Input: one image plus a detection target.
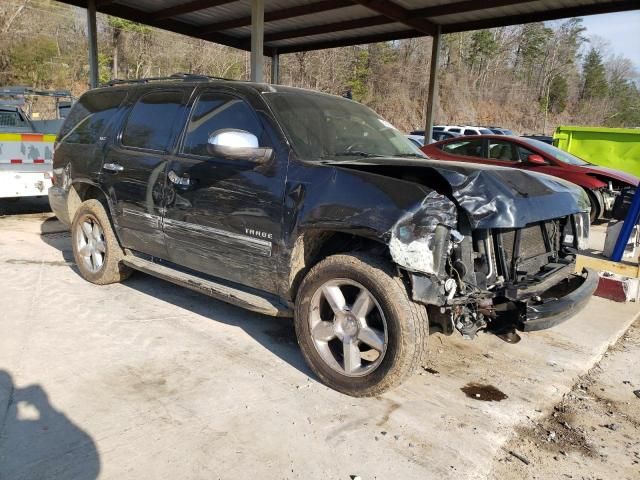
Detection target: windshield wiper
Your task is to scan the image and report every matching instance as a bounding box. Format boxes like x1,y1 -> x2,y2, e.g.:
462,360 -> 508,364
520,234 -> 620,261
330,151 -> 383,158
395,153 -> 426,158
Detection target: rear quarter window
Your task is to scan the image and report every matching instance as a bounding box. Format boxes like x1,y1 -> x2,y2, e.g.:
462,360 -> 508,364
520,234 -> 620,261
59,90 -> 127,144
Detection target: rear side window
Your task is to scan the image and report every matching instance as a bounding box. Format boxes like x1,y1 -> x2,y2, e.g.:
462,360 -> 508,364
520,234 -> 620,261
464,129 -> 477,135
59,91 -> 126,144
442,139 -> 483,157
122,91 -> 183,152
182,92 -> 265,156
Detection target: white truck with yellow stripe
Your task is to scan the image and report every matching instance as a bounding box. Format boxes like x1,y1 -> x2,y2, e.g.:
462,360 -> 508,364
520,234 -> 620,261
0,87 -> 72,200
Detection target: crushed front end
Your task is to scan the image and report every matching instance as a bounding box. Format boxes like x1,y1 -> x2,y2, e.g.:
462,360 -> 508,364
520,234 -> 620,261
388,178 -> 597,340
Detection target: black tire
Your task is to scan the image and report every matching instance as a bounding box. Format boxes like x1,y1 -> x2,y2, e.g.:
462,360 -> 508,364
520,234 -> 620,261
71,199 -> 132,285
585,188 -> 602,224
294,253 -> 428,397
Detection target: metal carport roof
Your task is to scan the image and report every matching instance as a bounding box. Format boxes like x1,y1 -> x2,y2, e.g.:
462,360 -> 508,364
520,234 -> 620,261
54,0 -> 640,142
60,0 -> 639,55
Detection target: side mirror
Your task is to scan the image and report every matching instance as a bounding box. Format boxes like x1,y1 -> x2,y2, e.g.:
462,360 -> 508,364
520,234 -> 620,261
527,154 -> 547,165
207,129 -> 272,163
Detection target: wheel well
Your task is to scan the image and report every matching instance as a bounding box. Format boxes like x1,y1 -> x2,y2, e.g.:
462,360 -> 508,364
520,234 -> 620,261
287,230 -> 387,302
68,183 -> 108,221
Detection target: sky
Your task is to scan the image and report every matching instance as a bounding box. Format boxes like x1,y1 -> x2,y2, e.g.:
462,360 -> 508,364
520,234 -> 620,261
579,11 -> 640,70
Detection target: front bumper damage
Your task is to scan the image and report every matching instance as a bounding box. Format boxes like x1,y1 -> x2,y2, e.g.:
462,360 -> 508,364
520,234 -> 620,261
410,267 -> 598,334
519,268 -> 598,331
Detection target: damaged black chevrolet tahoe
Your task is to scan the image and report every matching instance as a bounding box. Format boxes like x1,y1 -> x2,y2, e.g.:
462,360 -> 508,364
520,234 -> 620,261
49,77 -> 598,396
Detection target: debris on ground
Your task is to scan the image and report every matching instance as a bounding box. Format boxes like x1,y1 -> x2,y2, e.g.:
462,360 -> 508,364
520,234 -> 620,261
490,321 -> 640,479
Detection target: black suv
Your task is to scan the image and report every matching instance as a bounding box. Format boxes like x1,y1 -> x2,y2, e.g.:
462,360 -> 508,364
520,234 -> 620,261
49,76 -> 597,396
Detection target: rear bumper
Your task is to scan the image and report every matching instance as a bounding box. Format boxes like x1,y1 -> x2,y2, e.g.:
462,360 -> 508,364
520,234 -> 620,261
48,185 -> 71,225
518,268 -> 599,332
0,170 -> 52,198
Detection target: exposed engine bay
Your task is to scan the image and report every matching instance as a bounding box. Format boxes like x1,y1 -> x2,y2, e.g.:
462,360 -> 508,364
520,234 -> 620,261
388,188 -> 591,341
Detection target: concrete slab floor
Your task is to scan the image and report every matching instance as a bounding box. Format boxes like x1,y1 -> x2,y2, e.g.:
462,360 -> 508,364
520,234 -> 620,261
0,212 -> 637,480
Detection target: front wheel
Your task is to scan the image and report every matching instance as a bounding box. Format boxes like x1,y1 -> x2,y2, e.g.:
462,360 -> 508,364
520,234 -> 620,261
585,188 -> 602,224
294,253 -> 428,396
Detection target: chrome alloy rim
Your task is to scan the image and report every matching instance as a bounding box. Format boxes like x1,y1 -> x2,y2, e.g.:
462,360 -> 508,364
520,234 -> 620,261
308,279 -> 388,377
75,215 -> 106,273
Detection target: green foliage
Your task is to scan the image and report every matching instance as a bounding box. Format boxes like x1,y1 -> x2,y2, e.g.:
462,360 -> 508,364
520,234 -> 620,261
9,36 -> 58,87
547,75 -> 568,113
581,48 -> 608,100
107,16 -> 150,34
347,48 -> 370,101
466,30 -> 498,69
606,80 -> 640,127
518,23 -> 552,68
98,53 -> 112,84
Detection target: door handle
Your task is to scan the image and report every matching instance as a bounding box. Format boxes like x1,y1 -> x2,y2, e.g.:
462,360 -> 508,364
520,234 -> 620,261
103,162 -> 124,172
168,170 -> 191,187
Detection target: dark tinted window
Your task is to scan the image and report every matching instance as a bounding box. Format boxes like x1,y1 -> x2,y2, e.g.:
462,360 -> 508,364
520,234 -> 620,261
182,92 -> 265,156
442,139 -> 483,157
59,91 -> 126,144
449,128 -> 462,133
464,129 -> 477,135
122,91 -> 183,151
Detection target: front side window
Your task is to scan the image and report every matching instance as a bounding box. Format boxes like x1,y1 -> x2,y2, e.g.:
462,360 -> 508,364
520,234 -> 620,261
441,139 -> 483,157
121,91 -> 183,152
264,91 -> 423,160
182,92 -> 266,156
523,138 -> 589,166
488,140 -> 519,162
60,90 -> 126,144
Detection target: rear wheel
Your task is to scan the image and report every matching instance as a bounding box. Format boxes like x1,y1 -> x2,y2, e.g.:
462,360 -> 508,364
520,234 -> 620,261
71,199 -> 132,284
294,253 -> 428,396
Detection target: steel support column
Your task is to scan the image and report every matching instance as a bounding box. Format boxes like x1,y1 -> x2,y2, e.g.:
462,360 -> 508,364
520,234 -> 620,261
423,25 -> 441,143
87,0 -> 99,88
250,0 -> 265,82
271,51 -> 280,84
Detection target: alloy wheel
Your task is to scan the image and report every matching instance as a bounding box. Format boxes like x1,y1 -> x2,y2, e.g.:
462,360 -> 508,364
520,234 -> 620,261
308,279 -> 388,377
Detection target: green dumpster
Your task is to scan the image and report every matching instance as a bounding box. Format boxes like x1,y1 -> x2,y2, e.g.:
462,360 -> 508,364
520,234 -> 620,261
553,126 -> 640,177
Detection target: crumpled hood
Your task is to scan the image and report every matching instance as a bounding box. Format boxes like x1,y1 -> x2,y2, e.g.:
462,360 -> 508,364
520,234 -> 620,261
581,165 -> 639,187
323,157 -> 590,229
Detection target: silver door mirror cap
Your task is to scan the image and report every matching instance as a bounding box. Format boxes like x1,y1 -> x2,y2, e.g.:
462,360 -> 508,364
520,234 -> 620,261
208,129 -> 259,149
207,129 -> 271,163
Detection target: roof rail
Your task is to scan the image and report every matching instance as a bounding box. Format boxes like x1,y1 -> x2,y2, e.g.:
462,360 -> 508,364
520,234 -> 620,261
0,86 -> 73,98
102,73 -> 236,87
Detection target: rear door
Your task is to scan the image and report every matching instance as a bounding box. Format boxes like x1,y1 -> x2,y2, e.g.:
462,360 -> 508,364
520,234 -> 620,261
162,88 -> 287,293
101,87 -> 189,258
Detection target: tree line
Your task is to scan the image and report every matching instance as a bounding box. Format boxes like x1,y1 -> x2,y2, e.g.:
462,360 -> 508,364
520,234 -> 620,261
1,0 -> 639,134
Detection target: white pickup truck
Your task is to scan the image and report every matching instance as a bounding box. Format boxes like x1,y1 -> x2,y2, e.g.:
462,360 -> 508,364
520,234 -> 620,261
0,87 -> 72,200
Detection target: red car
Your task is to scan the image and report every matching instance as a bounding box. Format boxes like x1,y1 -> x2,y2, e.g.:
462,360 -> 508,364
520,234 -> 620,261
421,135 -> 639,223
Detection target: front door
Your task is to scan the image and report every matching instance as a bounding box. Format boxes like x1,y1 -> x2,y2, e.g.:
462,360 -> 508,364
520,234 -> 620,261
162,89 -> 287,294
101,88 -> 188,258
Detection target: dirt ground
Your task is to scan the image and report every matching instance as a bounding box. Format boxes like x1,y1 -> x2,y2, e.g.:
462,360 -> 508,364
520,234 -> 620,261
1,198 -> 639,479
491,320 -> 640,480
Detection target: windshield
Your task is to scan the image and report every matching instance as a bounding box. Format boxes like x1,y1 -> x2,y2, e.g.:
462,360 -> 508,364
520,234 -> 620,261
264,91 -> 425,160
524,138 -> 590,166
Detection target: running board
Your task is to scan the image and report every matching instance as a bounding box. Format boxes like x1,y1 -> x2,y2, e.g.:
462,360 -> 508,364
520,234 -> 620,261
122,256 -> 292,317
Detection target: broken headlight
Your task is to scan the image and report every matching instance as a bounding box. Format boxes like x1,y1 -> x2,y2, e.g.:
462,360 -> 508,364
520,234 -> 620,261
389,191 -> 458,276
